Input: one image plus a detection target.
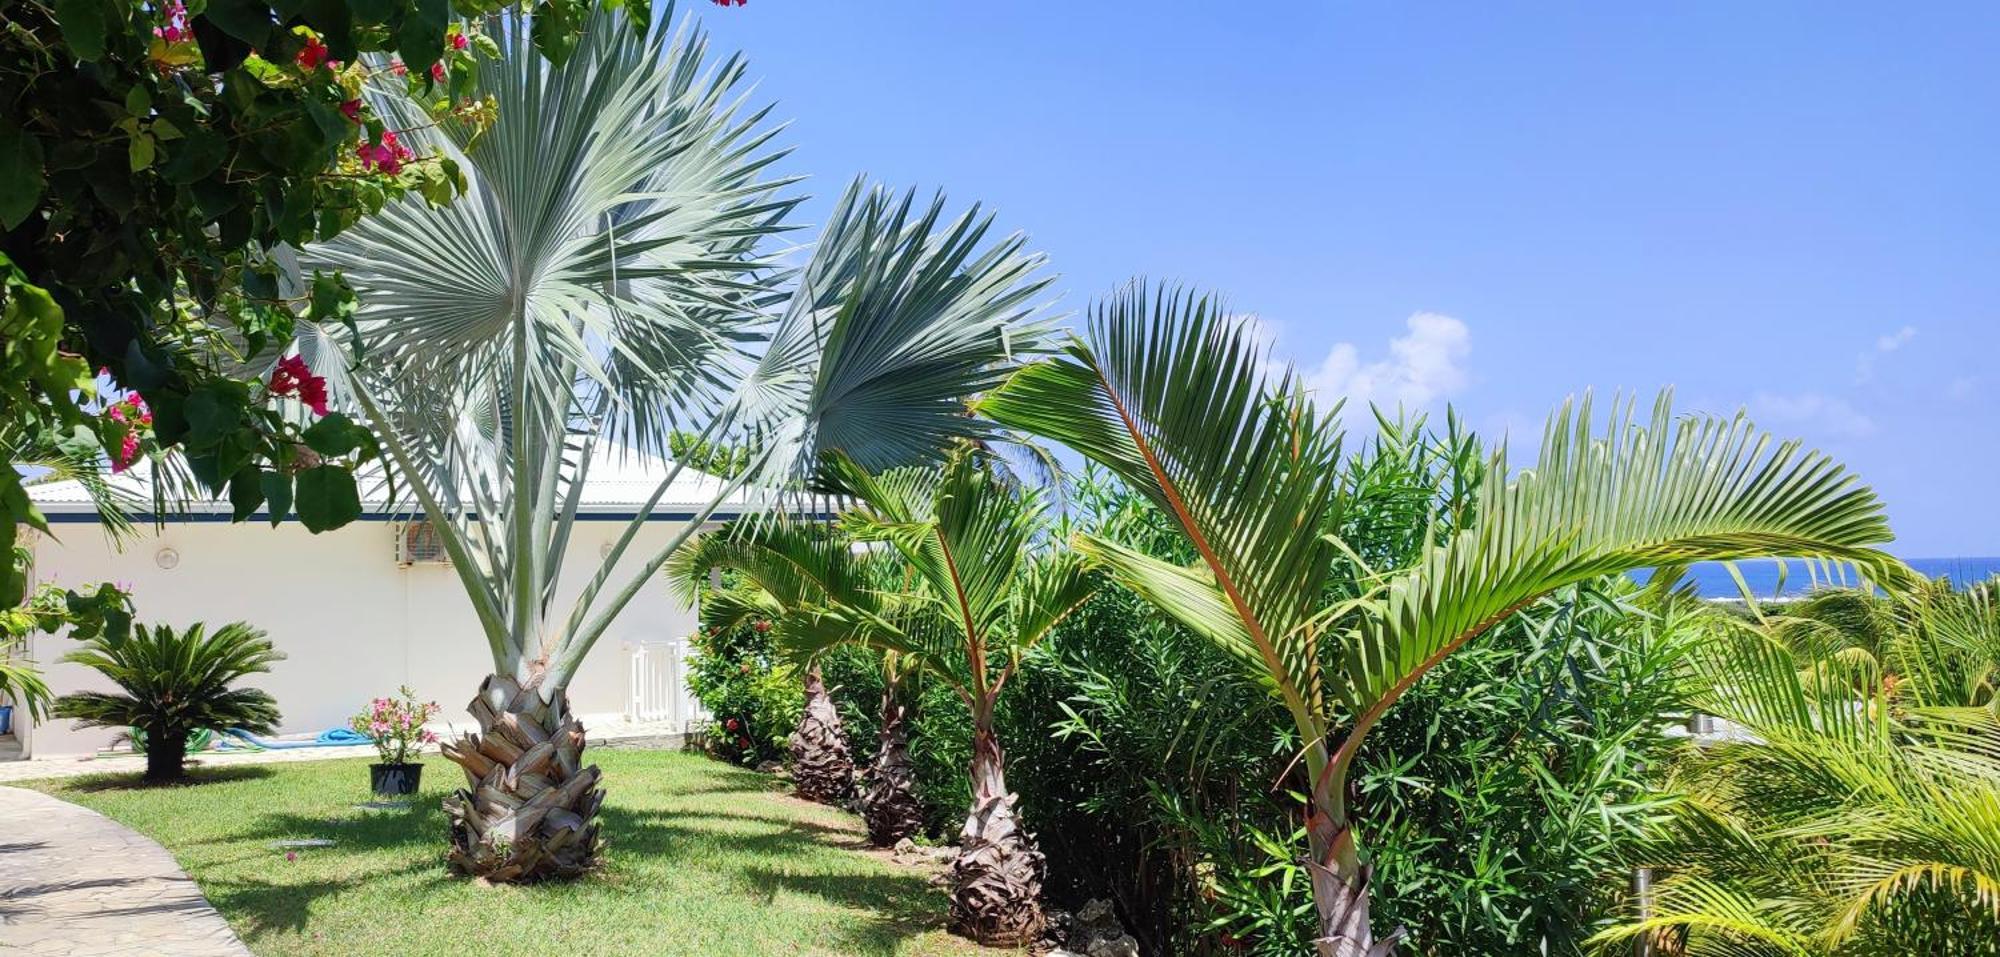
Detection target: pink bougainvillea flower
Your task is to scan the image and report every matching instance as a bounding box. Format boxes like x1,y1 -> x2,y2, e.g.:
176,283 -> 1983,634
339,99 -> 362,123
451,32 -> 469,50
285,851 -> 298,862
153,0 -> 190,41
296,36 -> 330,71
388,58 -> 408,77
268,355 -> 330,416
297,375 -> 329,416
430,61 -> 446,83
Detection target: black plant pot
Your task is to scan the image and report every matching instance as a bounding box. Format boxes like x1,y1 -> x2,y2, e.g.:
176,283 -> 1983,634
370,762 -> 423,797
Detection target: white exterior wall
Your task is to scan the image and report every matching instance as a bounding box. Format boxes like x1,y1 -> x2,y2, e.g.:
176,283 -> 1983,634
20,517 -> 704,757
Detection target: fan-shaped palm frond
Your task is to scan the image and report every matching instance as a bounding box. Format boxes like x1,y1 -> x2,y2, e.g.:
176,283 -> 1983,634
288,2 -> 1049,883
981,278 -> 1908,956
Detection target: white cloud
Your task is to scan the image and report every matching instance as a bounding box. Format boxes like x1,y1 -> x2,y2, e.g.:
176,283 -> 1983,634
1750,391 -> 1876,439
1875,325 -> 1918,352
1857,325 -> 1918,381
1304,312 -> 1472,415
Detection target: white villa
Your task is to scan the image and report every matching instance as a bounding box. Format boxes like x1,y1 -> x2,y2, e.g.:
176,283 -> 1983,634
12,449 -> 727,758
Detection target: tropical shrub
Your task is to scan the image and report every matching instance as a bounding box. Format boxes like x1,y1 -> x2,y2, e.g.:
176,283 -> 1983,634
0,572 -> 134,723
982,281 -> 1905,955
1598,583 -> 2000,956
53,621 -> 283,782
989,447 -> 1697,957
0,0 -> 541,587
686,606 -> 797,767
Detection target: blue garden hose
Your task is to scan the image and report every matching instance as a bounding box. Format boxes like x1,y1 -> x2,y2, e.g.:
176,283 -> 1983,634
215,728 -> 371,750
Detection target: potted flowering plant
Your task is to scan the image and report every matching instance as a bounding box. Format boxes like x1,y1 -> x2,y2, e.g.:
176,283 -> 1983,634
351,686 -> 440,796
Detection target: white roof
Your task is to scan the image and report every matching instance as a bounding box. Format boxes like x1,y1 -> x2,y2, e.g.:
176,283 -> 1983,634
26,444 -> 750,521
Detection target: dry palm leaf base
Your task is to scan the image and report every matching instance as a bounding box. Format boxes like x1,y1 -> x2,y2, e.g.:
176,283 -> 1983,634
440,674 -> 603,882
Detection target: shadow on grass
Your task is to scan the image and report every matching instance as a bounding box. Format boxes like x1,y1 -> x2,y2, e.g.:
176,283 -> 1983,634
57,764 -> 275,792
192,802 -> 453,937
600,789 -> 954,955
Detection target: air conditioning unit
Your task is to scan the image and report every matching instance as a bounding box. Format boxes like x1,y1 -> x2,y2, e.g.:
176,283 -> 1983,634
393,520 -> 450,565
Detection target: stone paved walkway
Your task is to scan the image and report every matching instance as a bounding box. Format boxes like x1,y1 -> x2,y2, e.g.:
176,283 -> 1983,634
0,786 -> 251,956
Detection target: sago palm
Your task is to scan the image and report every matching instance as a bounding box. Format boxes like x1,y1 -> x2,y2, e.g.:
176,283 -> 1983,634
1593,586 -> 2000,956
53,622 -> 282,782
296,5 -> 1049,881
980,281 -> 1908,956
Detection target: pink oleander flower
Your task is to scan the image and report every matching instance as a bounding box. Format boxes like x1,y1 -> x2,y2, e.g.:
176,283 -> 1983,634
451,32 -> 469,50
430,61 -> 446,83
339,99 -> 362,123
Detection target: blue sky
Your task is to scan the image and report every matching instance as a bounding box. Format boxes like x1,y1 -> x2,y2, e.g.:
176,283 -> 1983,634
694,2 -> 1999,557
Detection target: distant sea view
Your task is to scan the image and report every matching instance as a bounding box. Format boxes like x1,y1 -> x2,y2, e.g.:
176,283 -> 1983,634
1645,557 -> 2000,599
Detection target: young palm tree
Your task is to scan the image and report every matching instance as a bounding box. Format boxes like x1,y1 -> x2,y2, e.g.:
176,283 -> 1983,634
856,651 -> 925,846
1593,586 -> 2000,955
673,453 -> 1096,944
53,622 -> 283,782
788,659 -> 857,803
980,282 -> 1909,956
297,6 -> 1049,881
670,522 -> 925,843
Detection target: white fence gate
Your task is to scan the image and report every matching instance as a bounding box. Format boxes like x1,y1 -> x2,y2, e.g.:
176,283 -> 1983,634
626,640 -> 707,730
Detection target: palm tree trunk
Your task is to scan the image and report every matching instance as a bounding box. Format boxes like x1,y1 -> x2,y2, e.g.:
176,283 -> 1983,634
947,717 -> 1045,946
439,672 -> 602,882
1305,808 -> 1404,957
143,723 -> 186,782
789,663 -> 854,803
858,678 -> 921,846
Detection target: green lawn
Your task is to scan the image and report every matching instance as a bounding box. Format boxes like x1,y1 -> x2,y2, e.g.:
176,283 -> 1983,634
24,751 -> 997,957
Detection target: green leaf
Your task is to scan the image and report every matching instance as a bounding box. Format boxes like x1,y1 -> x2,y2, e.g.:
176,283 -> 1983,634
530,0 -> 579,66
124,85 -> 152,117
261,470 -> 293,527
54,0 -> 109,61
294,465 -> 361,533
128,133 -> 156,172
302,412 -> 364,457
183,389 -> 235,446
348,0 -> 392,25
227,466 -> 266,521
160,130 -> 225,185
0,120 -> 46,230
397,0 -> 449,77
201,0 -> 275,46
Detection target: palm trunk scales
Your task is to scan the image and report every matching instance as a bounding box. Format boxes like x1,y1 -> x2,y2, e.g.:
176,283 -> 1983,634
947,719 -> 1046,946
439,672 -> 602,882
789,663 -> 855,803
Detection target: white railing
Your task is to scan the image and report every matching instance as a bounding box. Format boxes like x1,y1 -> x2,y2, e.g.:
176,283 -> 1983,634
626,640 -> 707,730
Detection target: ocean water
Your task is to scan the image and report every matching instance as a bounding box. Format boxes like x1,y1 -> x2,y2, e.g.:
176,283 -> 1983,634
1639,557 -> 2000,600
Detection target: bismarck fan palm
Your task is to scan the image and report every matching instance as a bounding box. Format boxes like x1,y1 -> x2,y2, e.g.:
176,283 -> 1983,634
982,281 -> 1908,956
297,3 -> 1048,882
